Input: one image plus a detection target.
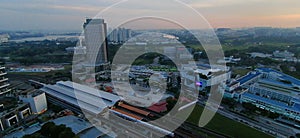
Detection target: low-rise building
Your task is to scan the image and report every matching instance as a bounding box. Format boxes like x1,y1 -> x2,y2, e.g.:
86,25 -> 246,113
18,89 -> 47,114
182,63 -> 231,92
4,115 -> 117,138
39,81 -> 175,137
0,34 -> 9,43
0,101 -> 31,131
250,52 -> 272,58
217,56 -> 241,64
40,81 -> 121,115
223,68 -> 300,121
273,50 -> 294,59
65,46 -> 86,54
163,46 -> 193,60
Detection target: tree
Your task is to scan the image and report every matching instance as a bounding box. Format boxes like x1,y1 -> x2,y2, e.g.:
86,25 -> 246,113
58,128 -> 75,138
242,102 -> 257,112
39,122 -> 76,138
222,98 -> 237,109
268,112 -> 280,119
22,135 -> 36,138
40,122 -> 55,136
49,103 -> 64,113
166,97 -> 177,111
49,124 -> 66,138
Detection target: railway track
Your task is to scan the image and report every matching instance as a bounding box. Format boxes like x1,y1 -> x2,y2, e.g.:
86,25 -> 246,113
117,103 -> 229,138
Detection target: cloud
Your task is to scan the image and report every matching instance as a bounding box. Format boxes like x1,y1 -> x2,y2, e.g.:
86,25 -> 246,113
50,5 -> 101,12
277,14 -> 300,19
186,0 -> 259,8
1,0 -> 300,30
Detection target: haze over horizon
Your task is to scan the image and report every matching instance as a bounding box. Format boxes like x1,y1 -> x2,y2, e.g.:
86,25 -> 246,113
1,0 -> 300,31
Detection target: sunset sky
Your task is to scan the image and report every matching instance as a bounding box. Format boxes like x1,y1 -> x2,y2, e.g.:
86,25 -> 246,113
1,0 -> 300,31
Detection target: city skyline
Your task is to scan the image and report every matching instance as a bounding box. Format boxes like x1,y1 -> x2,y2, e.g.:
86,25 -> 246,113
1,3 -> 300,136
1,0 -> 300,31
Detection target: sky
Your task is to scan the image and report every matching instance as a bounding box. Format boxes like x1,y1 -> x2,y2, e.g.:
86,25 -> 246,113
0,0 -> 300,31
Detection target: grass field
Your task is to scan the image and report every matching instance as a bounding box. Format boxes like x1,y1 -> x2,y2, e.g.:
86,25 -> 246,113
232,68 -> 252,76
8,71 -> 46,76
176,105 -> 273,138
186,44 -> 252,52
186,42 -> 292,53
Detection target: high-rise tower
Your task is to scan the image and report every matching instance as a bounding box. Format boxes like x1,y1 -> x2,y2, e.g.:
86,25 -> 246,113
83,18 -> 108,65
0,63 -> 10,95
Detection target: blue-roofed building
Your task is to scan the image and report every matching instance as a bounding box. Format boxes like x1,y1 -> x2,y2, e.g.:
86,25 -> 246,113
241,93 -> 300,120
223,71 -> 261,99
232,68 -> 300,121
236,71 -> 261,86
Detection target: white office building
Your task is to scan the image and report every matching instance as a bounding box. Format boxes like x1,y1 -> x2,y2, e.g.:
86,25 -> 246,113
0,34 -> 9,43
19,90 -> 47,114
182,63 -> 231,92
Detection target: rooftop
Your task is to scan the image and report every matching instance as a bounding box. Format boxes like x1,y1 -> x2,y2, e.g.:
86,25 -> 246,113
4,116 -> 115,138
257,68 -> 300,86
194,68 -> 222,76
242,93 -> 300,112
41,81 -> 121,115
19,89 -> 45,97
0,102 -> 28,117
58,81 -> 120,103
4,123 -> 41,138
257,79 -> 300,94
236,71 -> 261,85
226,80 -> 239,87
52,115 -> 92,134
78,127 -> 114,138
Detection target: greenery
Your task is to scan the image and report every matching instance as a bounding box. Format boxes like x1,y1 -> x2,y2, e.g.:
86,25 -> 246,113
232,68 -> 251,76
8,65 -> 72,84
176,105 -> 273,138
23,122 -> 77,138
222,98 -> 237,109
166,97 -> 177,111
107,44 -> 121,62
0,40 -> 75,65
48,103 -> 64,113
242,102 -> 280,119
149,66 -> 177,72
42,122 -> 75,138
268,112 -> 280,119
242,102 -> 257,112
132,53 -> 160,65
280,63 -> 300,79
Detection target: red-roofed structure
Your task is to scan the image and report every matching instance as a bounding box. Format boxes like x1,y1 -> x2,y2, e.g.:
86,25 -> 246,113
119,103 -> 151,116
85,78 -> 95,83
148,101 -> 168,113
112,108 -> 143,120
179,97 -> 192,103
